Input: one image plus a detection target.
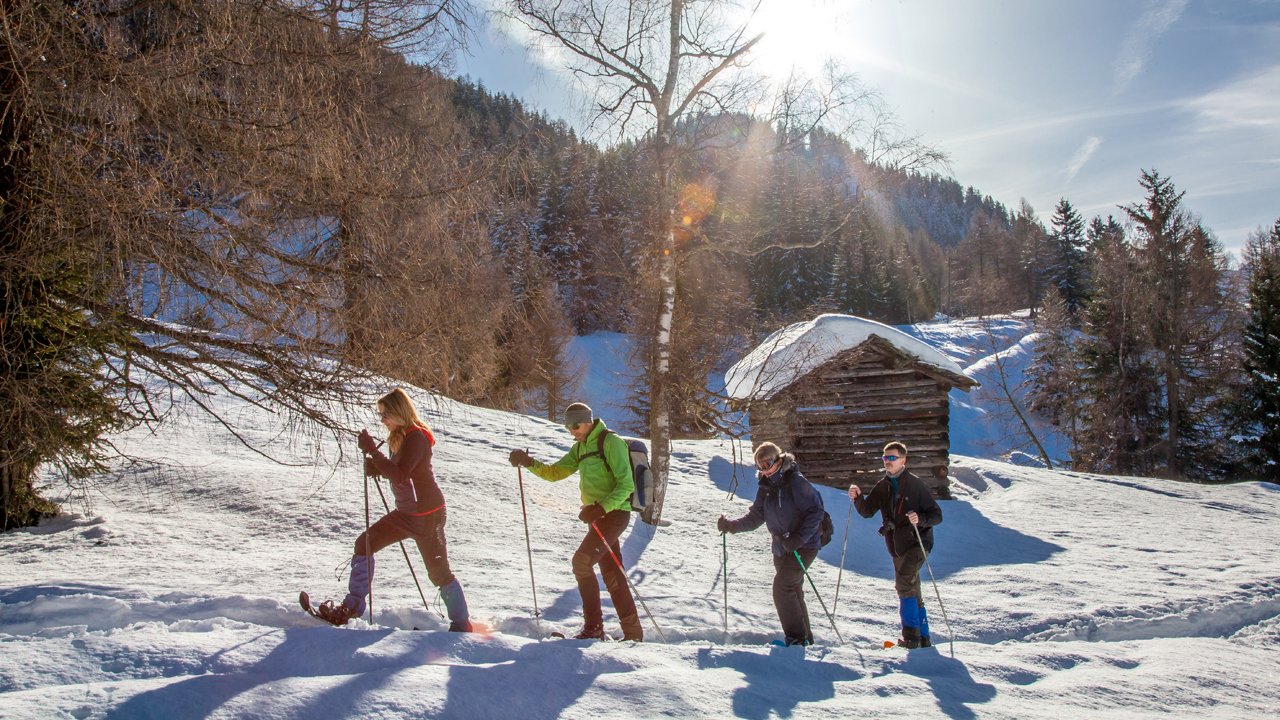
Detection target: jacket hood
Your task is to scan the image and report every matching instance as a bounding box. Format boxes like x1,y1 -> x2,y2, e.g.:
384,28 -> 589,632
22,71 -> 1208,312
759,452 -> 797,490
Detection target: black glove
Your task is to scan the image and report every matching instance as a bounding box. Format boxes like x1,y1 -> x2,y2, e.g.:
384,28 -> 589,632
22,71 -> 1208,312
357,429 -> 379,455
780,534 -> 802,553
578,503 -> 606,524
717,516 -> 731,533
508,449 -> 534,468
364,456 -> 381,478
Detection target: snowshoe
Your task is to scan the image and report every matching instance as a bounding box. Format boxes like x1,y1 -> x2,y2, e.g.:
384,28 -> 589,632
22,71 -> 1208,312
299,591 -> 358,627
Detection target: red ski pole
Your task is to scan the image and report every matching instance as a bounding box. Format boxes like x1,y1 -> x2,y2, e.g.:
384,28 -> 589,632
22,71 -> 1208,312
591,521 -> 667,643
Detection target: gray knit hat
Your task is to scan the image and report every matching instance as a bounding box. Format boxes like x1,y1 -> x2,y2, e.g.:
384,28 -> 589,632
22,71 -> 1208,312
563,402 -> 593,429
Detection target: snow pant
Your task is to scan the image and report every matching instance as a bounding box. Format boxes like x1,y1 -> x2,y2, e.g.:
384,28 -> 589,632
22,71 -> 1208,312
345,507 -> 467,624
772,547 -> 818,645
892,546 -> 925,600
893,546 -> 926,637
571,509 -> 639,637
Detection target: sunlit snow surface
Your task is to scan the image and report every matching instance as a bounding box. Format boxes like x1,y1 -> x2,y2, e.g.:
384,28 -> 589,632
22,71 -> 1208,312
3,314 -> 1278,719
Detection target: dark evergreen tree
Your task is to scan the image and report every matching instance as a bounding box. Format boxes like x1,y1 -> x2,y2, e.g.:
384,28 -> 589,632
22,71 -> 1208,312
1046,199 -> 1090,317
1073,225 -> 1165,474
1236,219 -> 1280,481
1025,290 -> 1081,453
1122,169 -> 1232,478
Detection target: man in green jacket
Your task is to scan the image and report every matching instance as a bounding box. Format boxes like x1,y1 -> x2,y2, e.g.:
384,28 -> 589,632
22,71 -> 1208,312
509,402 -> 641,641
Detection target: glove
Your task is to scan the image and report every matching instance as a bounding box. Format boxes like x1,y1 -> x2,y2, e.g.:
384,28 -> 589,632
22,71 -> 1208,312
780,534 -> 802,553
717,516 -> 731,533
357,429 -> 379,455
578,503 -> 606,524
364,456 -> 381,478
508,449 -> 534,468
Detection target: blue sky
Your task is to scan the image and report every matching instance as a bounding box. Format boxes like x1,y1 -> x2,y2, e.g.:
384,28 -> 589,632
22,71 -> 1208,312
456,0 -> 1280,255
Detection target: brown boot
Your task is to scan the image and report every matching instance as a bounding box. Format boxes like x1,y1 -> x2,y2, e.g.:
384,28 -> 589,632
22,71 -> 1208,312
898,626 -> 922,649
573,622 -> 606,640
619,614 -> 644,642
316,600 -> 359,626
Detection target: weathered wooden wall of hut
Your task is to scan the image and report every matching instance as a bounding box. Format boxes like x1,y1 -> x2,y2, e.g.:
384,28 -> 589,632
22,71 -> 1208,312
762,345 -> 955,498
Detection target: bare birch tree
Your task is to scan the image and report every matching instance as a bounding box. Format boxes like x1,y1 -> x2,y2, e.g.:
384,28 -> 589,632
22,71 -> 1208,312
501,0 -> 933,521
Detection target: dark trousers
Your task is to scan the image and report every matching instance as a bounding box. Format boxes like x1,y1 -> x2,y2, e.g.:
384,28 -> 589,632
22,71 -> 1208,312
354,508 -> 456,588
892,546 -> 925,599
772,547 -> 818,644
571,509 -> 637,626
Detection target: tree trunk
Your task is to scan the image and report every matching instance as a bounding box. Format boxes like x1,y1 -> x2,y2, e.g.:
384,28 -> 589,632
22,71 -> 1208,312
647,134 -> 676,524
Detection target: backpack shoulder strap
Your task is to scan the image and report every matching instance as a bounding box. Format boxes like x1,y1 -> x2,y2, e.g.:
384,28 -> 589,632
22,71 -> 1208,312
597,430 -> 613,475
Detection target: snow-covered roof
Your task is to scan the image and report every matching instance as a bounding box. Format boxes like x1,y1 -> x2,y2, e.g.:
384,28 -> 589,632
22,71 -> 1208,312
724,314 -> 967,401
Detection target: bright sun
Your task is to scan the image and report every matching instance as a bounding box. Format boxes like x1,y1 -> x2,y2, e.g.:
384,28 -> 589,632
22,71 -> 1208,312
740,1 -> 860,82
733,0 -> 908,90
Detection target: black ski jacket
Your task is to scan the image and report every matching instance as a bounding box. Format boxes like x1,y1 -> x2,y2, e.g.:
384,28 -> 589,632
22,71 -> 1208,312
854,469 -> 942,557
726,454 -> 825,556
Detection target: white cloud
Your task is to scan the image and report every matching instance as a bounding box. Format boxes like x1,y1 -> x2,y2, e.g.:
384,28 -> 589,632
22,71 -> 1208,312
1185,64 -> 1280,134
1113,0 -> 1190,94
1065,136 -> 1103,183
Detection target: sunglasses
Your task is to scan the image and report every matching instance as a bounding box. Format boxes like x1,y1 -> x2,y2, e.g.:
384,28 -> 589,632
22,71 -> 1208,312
378,410 -> 392,420
756,456 -> 778,470
881,455 -> 902,462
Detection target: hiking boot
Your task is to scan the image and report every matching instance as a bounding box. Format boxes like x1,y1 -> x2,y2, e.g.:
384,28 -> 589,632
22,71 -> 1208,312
920,635 -> 932,648
619,614 -> 643,642
897,626 -> 922,649
573,623 -> 606,640
316,600 -> 359,626
449,621 -> 473,633
784,636 -> 812,647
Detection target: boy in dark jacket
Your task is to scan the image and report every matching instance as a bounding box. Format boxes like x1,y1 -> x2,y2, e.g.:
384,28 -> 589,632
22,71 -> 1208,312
849,441 -> 942,649
718,441 -> 826,646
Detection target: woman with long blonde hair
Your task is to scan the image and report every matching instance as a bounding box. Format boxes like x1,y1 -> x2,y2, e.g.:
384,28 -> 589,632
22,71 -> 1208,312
308,388 -> 472,630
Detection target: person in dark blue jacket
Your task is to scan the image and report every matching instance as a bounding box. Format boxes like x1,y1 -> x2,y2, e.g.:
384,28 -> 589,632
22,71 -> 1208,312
717,441 -> 826,646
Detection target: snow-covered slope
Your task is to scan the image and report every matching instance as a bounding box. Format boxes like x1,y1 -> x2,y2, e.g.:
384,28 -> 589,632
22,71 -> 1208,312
3,317 -> 1279,719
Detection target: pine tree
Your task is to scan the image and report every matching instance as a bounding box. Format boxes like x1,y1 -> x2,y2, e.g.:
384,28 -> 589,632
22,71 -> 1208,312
1073,225 -> 1164,474
1122,169 -> 1232,478
1025,290 -> 1080,453
1010,200 -> 1050,319
1237,219 -> 1280,481
1046,199 -> 1090,317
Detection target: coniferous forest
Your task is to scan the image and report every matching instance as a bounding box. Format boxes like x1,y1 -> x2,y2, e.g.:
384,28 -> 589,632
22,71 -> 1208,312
2,0 -> 1277,530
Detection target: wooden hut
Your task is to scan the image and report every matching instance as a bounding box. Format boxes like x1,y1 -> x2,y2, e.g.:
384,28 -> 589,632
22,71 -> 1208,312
726,315 -> 978,498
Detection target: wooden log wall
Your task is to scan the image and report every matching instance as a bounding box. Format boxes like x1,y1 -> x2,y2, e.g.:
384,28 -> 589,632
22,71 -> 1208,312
749,347 -> 955,498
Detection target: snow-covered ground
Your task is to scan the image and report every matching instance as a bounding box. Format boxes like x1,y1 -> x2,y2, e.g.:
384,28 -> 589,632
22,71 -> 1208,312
3,316 -> 1279,719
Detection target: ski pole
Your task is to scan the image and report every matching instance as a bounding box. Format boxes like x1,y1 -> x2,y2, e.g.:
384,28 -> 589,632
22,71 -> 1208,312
516,464 -> 542,630
793,550 -> 844,644
363,455 -> 374,624
721,532 -> 729,642
370,473 -> 432,614
591,521 -> 668,643
911,521 -> 955,658
832,499 -> 855,609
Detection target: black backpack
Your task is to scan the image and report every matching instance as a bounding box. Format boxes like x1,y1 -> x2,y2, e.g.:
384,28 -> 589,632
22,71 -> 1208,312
819,510 -> 834,546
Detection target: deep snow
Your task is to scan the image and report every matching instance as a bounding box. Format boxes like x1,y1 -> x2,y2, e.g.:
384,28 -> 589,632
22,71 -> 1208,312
3,315 -> 1279,719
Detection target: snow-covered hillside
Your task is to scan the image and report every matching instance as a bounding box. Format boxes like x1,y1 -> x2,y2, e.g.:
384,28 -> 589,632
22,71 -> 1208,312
3,316 -> 1279,719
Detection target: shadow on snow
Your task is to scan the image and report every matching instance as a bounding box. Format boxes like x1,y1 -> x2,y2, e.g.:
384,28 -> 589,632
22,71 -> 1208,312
707,456 -> 1064,581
